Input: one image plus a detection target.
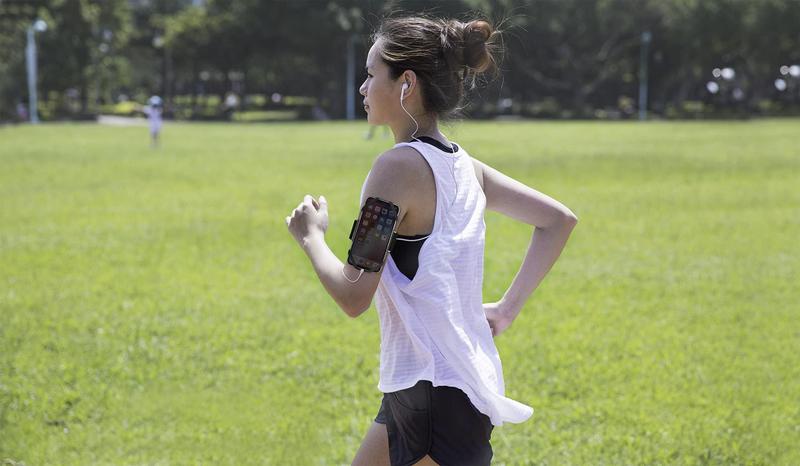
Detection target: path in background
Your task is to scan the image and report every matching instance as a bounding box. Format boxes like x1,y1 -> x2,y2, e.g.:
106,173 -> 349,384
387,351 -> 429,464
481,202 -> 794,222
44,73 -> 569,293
97,114 -> 148,126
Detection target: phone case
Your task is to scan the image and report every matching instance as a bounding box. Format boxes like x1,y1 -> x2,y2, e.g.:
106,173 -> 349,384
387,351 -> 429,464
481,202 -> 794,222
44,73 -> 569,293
347,197 -> 399,273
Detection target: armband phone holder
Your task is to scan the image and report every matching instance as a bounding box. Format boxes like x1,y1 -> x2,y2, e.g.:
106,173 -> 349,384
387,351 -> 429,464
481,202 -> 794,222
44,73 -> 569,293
347,197 -> 399,273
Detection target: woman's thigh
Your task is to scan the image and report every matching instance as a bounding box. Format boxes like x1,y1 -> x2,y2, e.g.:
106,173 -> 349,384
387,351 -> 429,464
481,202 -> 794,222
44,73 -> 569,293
351,422 -> 389,466
351,422 -> 439,466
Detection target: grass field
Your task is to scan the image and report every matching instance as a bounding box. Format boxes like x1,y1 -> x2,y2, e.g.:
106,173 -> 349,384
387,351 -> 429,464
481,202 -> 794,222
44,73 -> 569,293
1,119 -> 798,465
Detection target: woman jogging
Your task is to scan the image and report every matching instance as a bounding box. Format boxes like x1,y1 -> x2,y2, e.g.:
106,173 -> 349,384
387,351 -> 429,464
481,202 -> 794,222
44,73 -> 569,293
286,15 -> 578,466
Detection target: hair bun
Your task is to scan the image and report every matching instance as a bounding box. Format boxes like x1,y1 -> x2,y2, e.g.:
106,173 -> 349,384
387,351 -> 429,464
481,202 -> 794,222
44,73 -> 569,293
461,20 -> 494,73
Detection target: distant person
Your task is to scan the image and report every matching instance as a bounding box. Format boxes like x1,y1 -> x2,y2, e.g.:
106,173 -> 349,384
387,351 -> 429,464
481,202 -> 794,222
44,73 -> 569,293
286,15 -> 577,465
17,102 -> 28,122
364,124 -> 390,140
224,92 -> 239,120
145,95 -> 163,148
311,105 -> 330,120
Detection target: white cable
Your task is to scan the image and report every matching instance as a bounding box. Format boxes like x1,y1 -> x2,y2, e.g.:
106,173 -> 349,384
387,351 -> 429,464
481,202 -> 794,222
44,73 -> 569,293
400,87 -> 420,142
396,235 -> 431,242
448,150 -> 458,205
342,267 -> 365,283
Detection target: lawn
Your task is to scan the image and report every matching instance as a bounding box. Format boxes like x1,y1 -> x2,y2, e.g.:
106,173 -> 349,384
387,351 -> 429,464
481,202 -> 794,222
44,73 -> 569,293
1,119 -> 798,465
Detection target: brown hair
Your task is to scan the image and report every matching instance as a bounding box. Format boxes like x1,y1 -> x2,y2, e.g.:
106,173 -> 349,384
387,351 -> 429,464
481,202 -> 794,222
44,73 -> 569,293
373,15 -> 502,120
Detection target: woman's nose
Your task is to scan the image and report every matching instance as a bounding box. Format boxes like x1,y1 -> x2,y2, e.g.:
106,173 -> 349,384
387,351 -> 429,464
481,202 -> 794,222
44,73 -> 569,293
359,82 -> 367,96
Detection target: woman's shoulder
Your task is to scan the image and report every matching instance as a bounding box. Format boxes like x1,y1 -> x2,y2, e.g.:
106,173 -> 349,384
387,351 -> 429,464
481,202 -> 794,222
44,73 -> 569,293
373,145 -> 429,177
362,146 -> 435,227
368,145 -> 435,211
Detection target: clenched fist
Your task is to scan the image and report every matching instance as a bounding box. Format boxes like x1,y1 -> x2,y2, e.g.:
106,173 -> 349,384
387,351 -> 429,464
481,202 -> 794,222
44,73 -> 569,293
286,194 -> 329,247
483,301 -> 517,337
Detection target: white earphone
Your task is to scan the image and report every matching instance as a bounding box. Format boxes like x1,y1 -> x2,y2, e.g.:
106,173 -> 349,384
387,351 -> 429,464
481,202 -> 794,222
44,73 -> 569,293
400,81 -> 418,141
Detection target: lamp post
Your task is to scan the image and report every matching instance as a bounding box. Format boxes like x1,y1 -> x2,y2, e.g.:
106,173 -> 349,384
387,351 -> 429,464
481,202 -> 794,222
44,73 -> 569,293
346,33 -> 357,120
638,31 -> 651,121
26,19 -> 48,123
152,34 -> 166,99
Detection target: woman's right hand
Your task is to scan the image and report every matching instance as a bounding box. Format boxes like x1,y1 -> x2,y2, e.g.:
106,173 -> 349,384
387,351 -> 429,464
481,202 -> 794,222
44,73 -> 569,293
483,301 -> 518,337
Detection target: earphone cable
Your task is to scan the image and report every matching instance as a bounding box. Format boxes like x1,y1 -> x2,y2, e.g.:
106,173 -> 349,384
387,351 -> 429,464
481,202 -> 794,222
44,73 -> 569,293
342,267 -> 365,283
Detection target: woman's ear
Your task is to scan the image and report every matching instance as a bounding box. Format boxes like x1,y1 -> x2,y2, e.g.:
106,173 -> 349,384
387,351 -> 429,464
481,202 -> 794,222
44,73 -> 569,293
401,70 -> 417,93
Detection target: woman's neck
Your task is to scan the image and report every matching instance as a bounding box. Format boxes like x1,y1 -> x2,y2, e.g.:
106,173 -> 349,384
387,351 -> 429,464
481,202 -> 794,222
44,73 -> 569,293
391,114 -> 444,144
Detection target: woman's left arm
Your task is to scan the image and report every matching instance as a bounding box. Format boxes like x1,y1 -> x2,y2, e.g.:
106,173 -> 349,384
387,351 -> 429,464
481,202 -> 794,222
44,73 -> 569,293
285,150 -> 412,318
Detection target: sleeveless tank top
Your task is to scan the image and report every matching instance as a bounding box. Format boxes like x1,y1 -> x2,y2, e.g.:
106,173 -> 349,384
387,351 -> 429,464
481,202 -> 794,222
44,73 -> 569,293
360,139 -> 534,426
390,137 -> 449,279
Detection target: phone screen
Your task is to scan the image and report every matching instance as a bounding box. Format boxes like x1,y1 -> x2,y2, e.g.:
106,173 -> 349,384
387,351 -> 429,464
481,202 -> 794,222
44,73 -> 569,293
347,197 -> 399,272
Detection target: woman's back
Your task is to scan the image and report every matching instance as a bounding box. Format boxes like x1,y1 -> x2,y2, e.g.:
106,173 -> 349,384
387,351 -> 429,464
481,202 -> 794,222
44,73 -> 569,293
394,136 -> 487,236
365,138 -> 534,426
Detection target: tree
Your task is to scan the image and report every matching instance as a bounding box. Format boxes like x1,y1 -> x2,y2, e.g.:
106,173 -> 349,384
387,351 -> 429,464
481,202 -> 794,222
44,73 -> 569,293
32,0 -> 131,115
0,0 -> 48,120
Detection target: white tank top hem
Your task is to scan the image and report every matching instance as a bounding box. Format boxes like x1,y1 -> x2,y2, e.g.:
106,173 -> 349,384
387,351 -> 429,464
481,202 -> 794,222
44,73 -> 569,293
361,139 -> 534,427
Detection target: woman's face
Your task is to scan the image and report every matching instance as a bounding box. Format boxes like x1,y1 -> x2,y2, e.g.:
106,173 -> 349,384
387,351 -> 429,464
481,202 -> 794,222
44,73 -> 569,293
359,39 -> 401,126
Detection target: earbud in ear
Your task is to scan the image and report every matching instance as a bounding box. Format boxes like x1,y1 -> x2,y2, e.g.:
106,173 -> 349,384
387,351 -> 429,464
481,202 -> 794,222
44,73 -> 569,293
402,82 -> 409,91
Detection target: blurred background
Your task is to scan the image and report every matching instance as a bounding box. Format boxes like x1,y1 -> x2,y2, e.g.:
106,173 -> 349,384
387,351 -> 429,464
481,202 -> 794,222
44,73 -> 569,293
2,2 -> 799,464
2,0 -> 800,124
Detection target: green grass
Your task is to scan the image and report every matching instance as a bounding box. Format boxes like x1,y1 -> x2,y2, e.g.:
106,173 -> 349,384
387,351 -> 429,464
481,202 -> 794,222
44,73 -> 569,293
1,119 -> 798,465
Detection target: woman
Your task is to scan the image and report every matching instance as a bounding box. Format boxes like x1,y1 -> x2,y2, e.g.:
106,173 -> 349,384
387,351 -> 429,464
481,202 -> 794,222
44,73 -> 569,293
286,15 -> 578,466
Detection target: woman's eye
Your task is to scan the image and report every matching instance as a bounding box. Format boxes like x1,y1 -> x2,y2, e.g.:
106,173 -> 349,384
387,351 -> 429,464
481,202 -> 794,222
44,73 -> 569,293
366,73 -> 373,78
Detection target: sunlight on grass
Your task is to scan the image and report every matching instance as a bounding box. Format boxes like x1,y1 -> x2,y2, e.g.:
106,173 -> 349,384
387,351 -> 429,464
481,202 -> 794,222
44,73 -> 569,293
1,119 -> 798,464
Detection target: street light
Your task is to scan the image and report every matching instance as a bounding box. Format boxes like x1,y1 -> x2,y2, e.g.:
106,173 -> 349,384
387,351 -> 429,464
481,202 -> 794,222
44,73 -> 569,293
346,33 -> 357,120
26,18 -> 47,123
720,67 -> 735,81
638,31 -> 652,121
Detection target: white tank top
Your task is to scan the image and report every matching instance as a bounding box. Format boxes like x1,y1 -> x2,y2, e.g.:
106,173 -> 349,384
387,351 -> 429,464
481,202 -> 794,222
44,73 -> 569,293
360,139 -> 534,426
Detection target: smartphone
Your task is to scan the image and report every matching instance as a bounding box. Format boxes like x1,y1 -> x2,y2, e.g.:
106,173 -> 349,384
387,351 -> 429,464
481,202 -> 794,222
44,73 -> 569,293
347,197 -> 399,273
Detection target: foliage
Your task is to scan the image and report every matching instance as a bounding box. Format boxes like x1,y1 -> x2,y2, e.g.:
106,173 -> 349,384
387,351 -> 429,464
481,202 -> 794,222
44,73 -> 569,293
1,0 -> 800,120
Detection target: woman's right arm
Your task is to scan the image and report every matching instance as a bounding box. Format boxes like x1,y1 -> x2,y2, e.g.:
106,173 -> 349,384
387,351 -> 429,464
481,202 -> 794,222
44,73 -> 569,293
475,159 -> 578,335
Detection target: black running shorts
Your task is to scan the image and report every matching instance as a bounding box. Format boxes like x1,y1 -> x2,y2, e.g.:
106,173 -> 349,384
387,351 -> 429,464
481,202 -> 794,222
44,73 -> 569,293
374,380 -> 494,466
